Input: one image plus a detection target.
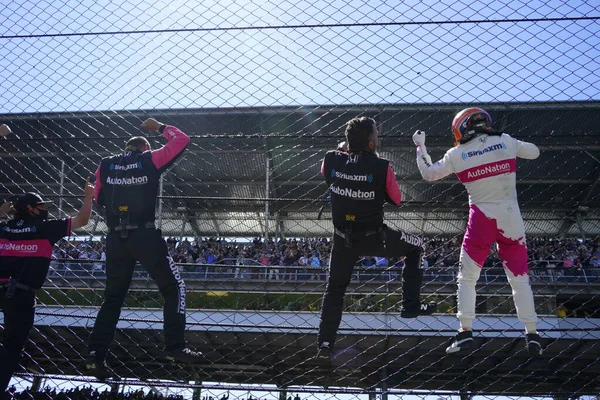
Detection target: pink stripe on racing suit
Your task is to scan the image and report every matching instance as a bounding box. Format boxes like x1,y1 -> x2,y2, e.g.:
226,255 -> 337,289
0,238 -> 54,258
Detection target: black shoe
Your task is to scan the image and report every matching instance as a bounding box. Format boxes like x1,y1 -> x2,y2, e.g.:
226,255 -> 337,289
84,355 -> 114,380
446,330 -> 473,354
400,302 -> 437,318
316,342 -> 332,360
526,333 -> 543,356
165,347 -> 205,363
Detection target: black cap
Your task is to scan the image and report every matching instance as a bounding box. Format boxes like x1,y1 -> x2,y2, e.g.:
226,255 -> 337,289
14,192 -> 53,212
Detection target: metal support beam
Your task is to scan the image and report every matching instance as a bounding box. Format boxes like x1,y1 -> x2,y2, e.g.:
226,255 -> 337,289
110,383 -> 120,395
380,367 -> 388,400
278,387 -> 287,400
58,160 -> 65,218
31,376 -> 43,392
265,155 -> 270,243
275,211 -> 286,240
192,382 -> 202,400
261,133 -> 280,243
459,392 -> 472,400
576,213 -> 586,240
180,212 -> 187,241
188,217 -> 204,238
256,211 -> 264,236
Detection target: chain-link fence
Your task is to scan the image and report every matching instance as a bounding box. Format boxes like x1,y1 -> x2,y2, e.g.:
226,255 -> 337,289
1,1 -> 600,399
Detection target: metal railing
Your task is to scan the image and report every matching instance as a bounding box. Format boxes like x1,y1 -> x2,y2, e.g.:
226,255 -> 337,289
47,260 -> 600,285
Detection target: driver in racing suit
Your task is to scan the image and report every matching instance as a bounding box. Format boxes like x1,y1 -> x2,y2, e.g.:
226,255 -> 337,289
412,107 -> 543,356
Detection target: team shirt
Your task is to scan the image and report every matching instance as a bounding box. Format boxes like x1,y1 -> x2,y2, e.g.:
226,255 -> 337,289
0,217 -> 71,289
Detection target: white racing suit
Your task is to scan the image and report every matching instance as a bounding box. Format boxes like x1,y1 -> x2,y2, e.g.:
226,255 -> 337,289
416,133 -> 540,331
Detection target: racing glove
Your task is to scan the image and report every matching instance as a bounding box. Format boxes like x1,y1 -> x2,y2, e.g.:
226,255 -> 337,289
413,130 -> 433,166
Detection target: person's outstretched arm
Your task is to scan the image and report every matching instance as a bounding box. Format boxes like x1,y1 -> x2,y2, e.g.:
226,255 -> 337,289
71,177 -> 95,230
412,130 -> 454,182
141,118 -> 191,173
514,136 -> 540,160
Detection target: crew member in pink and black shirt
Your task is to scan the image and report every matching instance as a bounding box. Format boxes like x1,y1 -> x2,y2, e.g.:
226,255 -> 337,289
0,174 -> 94,394
316,117 -> 435,361
85,118 -> 202,380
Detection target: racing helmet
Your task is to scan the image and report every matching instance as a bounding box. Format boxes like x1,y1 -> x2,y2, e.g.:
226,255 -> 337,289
451,107 -> 493,146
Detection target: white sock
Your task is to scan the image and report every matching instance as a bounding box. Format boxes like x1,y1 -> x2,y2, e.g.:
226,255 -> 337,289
459,319 -> 473,331
525,322 -> 537,334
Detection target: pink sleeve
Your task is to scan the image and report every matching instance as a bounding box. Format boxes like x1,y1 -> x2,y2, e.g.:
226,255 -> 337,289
94,163 -> 102,206
151,125 -> 191,171
386,164 -> 402,205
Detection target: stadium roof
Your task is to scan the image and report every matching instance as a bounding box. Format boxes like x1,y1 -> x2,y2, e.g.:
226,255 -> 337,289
0,101 -> 599,238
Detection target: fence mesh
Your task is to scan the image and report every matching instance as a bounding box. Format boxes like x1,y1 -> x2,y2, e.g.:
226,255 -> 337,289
1,0 -> 600,399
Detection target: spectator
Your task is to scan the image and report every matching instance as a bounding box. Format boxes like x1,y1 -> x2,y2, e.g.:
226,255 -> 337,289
6,385 -> 187,399
267,252 -> 280,281
282,249 -> 297,280
310,252 -> 322,280
39,234 -> 600,284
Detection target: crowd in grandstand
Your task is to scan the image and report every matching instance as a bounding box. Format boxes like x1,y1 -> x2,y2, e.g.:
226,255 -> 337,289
6,385 -> 184,399
6,386 -> 299,400
52,235 -> 600,274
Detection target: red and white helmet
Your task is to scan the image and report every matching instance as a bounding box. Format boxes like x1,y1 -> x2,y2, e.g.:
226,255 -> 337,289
451,107 -> 493,146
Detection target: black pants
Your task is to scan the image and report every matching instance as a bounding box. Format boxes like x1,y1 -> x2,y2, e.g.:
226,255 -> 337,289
88,228 -> 186,359
0,288 -> 36,393
318,225 -> 424,348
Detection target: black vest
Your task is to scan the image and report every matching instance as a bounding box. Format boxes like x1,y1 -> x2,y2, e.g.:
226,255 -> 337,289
323,150 -> 389,231
97,150 -> 161,228
0,216 -> 70,288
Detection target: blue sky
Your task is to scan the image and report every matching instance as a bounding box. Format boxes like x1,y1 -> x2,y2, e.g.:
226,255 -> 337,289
0,0 -> 599,113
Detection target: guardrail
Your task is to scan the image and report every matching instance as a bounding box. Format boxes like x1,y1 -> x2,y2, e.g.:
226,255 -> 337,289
47,260 -> 600,284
